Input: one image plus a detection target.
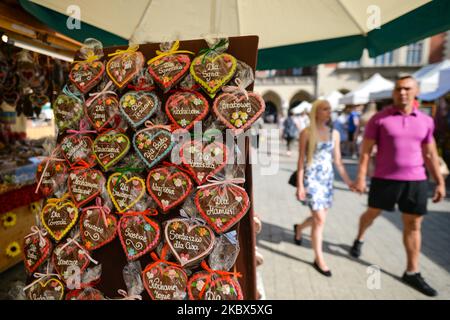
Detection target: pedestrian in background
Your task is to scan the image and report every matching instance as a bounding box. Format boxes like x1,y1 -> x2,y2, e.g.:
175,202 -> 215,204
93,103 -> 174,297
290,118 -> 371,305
283,110 -> 299,156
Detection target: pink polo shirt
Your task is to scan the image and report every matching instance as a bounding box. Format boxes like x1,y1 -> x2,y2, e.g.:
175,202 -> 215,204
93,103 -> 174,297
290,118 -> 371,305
364,106 -> 434,181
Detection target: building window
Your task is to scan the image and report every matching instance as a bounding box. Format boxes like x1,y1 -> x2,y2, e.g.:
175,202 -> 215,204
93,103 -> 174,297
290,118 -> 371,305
372,51 -> 394,66
406,41 -> 423,65
342,60 -> 360,68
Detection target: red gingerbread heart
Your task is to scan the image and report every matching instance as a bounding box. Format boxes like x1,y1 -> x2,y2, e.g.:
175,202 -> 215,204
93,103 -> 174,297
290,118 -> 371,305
147,54 -> 190,91
165,91 -> 209,131
179,140 -> 228,185
60,135 -> 96,167
85,94 -> 121,132
80,207 -> 117,251
213,92 -> 265,134
194,184 -> 250,234
23,230 -> 52,274
142,261 -> 188,300
187,271 -> 243,300
68,169 -> 105,207
52,240 -> 91,285
146,167 -> 193,212
36,159 -> 68,197
69,60 -> 105,93
118,213 -> 160,261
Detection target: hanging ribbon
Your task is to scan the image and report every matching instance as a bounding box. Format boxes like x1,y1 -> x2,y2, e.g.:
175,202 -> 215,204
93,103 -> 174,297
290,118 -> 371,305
123,209 -> 158,217
91,197 -> 110,227
67,119 -> 97,136
197,260 -> 242,299
147,40 -> 194,65
150,245 -> 182,268
179,208 -> 206,226
222,78 -> 249,100
198,38 -> 228,64
197,175 -> 246,192
70,159 -> 92,171
143,120 -> 173,132
86,81 -> 118,107
59,233 -> 98,265
112,166 -> 144,191
23,271 -> 61,292
107,44 -> 140,57
24,226 -> 48,248
116,289 -> 142,300
45,193 -> 70,205
62,84 -> 84,102
73,50 -> 101,64
35,149 -> 67,194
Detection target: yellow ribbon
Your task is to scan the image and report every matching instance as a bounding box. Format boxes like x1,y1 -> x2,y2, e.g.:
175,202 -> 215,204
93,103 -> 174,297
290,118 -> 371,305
108,44 -> 140,57
73,50 -> 100,64
46,193 -> 70,205
147,40 -> 194,65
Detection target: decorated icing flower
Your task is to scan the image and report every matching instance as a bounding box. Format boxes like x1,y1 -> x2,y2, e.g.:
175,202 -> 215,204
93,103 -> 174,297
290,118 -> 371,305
234,119 -> 243,128
179,119 -> 188,127
167,269 -> 178,280
137,134 -> 145,142
117,136 -> 125,143
222,284 -> 231,295
188,146 -> 198,154
193,98 -> 202,106
180,253 -> 189,264
198,228 -> 208,236
231,112 -> 239,120
172,222 -> 180,230
240,112 -> 248,121
145,139 -> 152,146
128,248 -> 136,256
138,143 -> 144,149
215,218 -> 223,227
196,280 -> 205,291
173,178 -> 182,187
144,223 -> 153,231
153,173 -> 161,180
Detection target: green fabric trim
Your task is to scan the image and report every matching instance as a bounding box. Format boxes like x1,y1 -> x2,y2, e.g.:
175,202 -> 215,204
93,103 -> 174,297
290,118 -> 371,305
19,0 -> 128,47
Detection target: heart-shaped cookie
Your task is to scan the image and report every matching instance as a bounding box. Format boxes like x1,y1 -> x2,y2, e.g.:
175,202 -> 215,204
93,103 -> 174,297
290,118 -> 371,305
133,127 -> 175,169
107,173 -> 146,213
93,132 -> 130,171
68,169 -> 105,207
142,261 -> 188,300
80,207 -> 117,250
165,91 -> 209,131
53,94 -> 84,132
213,92 -> 265,134
60,135 -> 96,167
165,218 -> 215,267
69,60 -> 105,93
106,51 -> 144,88
146,167 -> 193,212
36,159 -> 68,197
119,91 -> 159,128
195,184 -> 250,234
52,240 -> 91,284
26,277 -> 65,300
85,94 -> 121,132
23,231 -> 52,273
41,200 -> 78,242
190,53 -> 237,97
148,54 -> 190,91
179,140 -> 228,185
118,214 -> 160,261
187,272 -> 243,300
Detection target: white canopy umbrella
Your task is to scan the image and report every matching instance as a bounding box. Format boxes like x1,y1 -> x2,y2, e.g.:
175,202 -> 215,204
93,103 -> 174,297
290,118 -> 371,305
418,68 -> 450,101
339,73 -> 394,105
291,101 -> 311,115
369,59 -> 450,100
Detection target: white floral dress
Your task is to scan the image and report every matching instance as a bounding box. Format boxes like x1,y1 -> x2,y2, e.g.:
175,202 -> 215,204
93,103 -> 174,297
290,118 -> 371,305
303,138 -> 334,211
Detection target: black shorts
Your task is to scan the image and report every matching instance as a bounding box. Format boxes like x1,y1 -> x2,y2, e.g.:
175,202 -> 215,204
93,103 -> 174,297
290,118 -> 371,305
348,131 -> 355,142
368,178 -> 428,215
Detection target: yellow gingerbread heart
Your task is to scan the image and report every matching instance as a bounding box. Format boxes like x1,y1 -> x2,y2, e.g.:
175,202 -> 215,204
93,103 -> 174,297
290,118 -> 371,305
107,173 -> 146,213
40,198 -> 78,242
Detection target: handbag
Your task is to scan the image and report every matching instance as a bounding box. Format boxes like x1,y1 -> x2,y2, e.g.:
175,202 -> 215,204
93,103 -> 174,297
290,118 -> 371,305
288,170 -> 297,187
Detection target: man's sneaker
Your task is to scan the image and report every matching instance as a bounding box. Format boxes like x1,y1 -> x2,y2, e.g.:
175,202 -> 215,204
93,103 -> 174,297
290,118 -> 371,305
402,272 -> 438,297
349,239 -> 363,258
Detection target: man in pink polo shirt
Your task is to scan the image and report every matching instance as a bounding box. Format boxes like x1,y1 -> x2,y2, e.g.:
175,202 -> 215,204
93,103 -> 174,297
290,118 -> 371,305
349,75 -> 446,297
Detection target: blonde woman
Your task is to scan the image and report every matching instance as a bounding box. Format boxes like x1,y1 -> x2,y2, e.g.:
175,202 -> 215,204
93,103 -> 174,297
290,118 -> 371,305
294,100 -> 353,277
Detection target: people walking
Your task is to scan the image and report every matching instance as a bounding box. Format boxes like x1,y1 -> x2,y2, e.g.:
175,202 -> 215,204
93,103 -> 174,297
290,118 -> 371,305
294,100 -> 353,277
283,110 -> 300,156
349,75 -> 446,297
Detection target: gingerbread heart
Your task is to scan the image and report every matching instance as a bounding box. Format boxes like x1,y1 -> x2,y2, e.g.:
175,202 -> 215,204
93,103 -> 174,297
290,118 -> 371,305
165,91 -> 209,131
106,51 -> 144,88
213,92 -> 265,134
146,167 -> 193,212
133,127 -> 175,169
179,140 -> 228,185
187,272 -> 243,300
68,169 -> 105,207
80,207 -> 117,250
85,94 -> 120,132
190,53 -> 237,97
147,54 -> 190,91
52,241 -> 91,283
36,159 -> 68,197
142,261 -> 188,300
26,277 -> 65,300
53,94 -> 84,132
60,135 -> 96,167
118,214 -> 160,260
107,173 -> 146,213
66,288 -> 105,300
93,132 -> 130,171
119,91 -> 159,128
69,60 -> 105,93
41,200 -> 78,242
195,184 -> 250,234
165,218 -> 215,267
23,231 -> 52,273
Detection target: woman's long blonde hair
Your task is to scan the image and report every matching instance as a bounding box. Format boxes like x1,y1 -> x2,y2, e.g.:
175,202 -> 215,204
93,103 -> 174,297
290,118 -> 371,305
307,99 -> 330,165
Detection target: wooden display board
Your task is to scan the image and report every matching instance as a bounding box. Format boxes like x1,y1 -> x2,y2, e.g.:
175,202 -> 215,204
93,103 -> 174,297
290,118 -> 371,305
92,36 -> 259,300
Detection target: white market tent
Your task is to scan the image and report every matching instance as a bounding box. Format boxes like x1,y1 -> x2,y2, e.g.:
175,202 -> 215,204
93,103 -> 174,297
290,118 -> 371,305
324,90 -> 344,111
339,73 -> 394,105
369,59 -> 450,100
418,68 -> 450,101
291,101 -> 312,115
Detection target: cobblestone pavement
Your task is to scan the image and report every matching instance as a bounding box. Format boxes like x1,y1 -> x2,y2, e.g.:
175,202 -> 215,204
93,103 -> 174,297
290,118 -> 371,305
253,126 -> 450,300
